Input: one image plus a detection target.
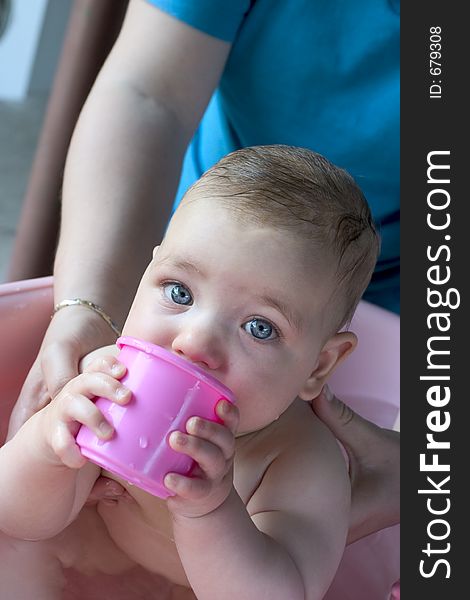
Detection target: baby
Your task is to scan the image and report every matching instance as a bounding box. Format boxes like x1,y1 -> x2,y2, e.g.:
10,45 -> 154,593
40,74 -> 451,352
0,145 -> 379,599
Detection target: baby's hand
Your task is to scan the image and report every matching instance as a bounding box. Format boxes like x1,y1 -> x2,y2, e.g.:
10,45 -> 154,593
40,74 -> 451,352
42,356 -> 131,469
165,399 -> 239,519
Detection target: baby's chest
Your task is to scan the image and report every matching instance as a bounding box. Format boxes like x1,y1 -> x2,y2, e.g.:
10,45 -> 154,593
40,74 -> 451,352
97,471 -> 189,586
95,437 -> 277,583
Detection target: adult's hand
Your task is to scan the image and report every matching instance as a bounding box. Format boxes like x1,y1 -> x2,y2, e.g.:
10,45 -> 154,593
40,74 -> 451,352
7,306 -> 117,441
7,306 -> 129,503
311,385 -> 400,545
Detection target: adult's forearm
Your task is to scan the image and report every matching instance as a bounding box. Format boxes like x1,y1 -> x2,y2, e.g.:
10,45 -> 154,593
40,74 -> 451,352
172,489 -> 306,600
54,79 -> 187,327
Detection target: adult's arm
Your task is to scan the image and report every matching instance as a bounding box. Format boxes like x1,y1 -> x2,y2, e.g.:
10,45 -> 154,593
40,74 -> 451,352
8,0 -> 231,439
56,0 -> 231,327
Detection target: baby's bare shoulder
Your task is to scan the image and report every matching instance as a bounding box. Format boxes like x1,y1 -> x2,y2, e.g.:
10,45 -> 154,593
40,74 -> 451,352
239,401 -> 350,595
235,400 -> 347,510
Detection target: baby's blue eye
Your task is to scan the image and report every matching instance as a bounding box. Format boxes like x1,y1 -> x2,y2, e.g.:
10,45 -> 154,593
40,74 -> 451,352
164,283 -> 193,305
244,318 -> 276,340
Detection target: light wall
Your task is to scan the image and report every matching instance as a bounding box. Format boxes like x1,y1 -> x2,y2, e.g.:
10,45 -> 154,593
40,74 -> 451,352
0,0 -> 72,100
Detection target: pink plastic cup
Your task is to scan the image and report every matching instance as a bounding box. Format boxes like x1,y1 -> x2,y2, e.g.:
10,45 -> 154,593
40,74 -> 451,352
76,336 -> 235,498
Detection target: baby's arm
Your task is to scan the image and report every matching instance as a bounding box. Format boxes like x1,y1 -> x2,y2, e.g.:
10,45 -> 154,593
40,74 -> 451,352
0,355 -> 131,541
246,419 -> 350,599
169,406 -> 350,600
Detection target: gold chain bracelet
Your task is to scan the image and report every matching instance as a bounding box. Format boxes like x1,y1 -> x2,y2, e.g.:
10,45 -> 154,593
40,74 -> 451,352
53,298 -> 122,337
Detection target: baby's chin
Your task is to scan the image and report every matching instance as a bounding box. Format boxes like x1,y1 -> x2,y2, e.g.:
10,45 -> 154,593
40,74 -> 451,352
235,413 -> 281,438
235,426 -> 261,439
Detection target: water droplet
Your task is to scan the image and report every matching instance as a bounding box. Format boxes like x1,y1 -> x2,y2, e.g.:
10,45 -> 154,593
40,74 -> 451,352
139,435 -> 148,449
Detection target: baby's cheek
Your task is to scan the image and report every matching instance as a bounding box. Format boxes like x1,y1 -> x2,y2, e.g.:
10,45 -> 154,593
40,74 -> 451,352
229,374 -> 272,431
122,314 -> 172,349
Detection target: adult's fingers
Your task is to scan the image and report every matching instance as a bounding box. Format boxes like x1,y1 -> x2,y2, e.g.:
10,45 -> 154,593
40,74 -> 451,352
7,357 -> 50,441
42,305 -> 119,397
390,580 -> 400,600
8,307 -> 118,441
8,341 -> 81,442
41,338 -> 82,401
311,384 -> 400,482
311,385 -> 400,544
310,385 -> 379,460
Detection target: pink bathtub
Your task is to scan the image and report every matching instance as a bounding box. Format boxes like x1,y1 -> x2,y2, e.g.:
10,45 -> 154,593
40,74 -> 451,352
0,276 -> 399,599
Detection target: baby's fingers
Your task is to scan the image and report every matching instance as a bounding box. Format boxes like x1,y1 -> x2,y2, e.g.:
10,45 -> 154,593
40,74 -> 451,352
50,420 -> 88,469
169,431 -> 227,480
83,355 -> 127,380
185,417 -> 235,461
215,400 -> 239,435
55,391 -> 115,440
164,472 -> 211,500
64,371 -> 131,405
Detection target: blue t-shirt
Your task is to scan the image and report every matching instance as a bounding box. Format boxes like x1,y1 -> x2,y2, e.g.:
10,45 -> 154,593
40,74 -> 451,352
147,0 -> 400,312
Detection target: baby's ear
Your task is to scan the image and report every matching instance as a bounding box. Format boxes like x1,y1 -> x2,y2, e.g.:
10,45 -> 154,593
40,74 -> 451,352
152,245 -> 160,259
298,332 -> 357,401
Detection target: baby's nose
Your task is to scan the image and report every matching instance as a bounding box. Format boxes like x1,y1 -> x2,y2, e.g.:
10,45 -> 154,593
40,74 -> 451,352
171,325 -> 223,371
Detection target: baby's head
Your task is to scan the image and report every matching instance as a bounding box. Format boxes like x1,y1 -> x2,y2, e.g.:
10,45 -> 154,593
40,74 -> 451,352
124,145 -> 379,434
183,145 -> 379,333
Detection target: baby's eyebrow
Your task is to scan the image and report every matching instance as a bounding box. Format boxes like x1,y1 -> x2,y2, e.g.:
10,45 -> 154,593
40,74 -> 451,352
154,255 -> 205,277
154,255 -> 303,332
257,293 -> 303,333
